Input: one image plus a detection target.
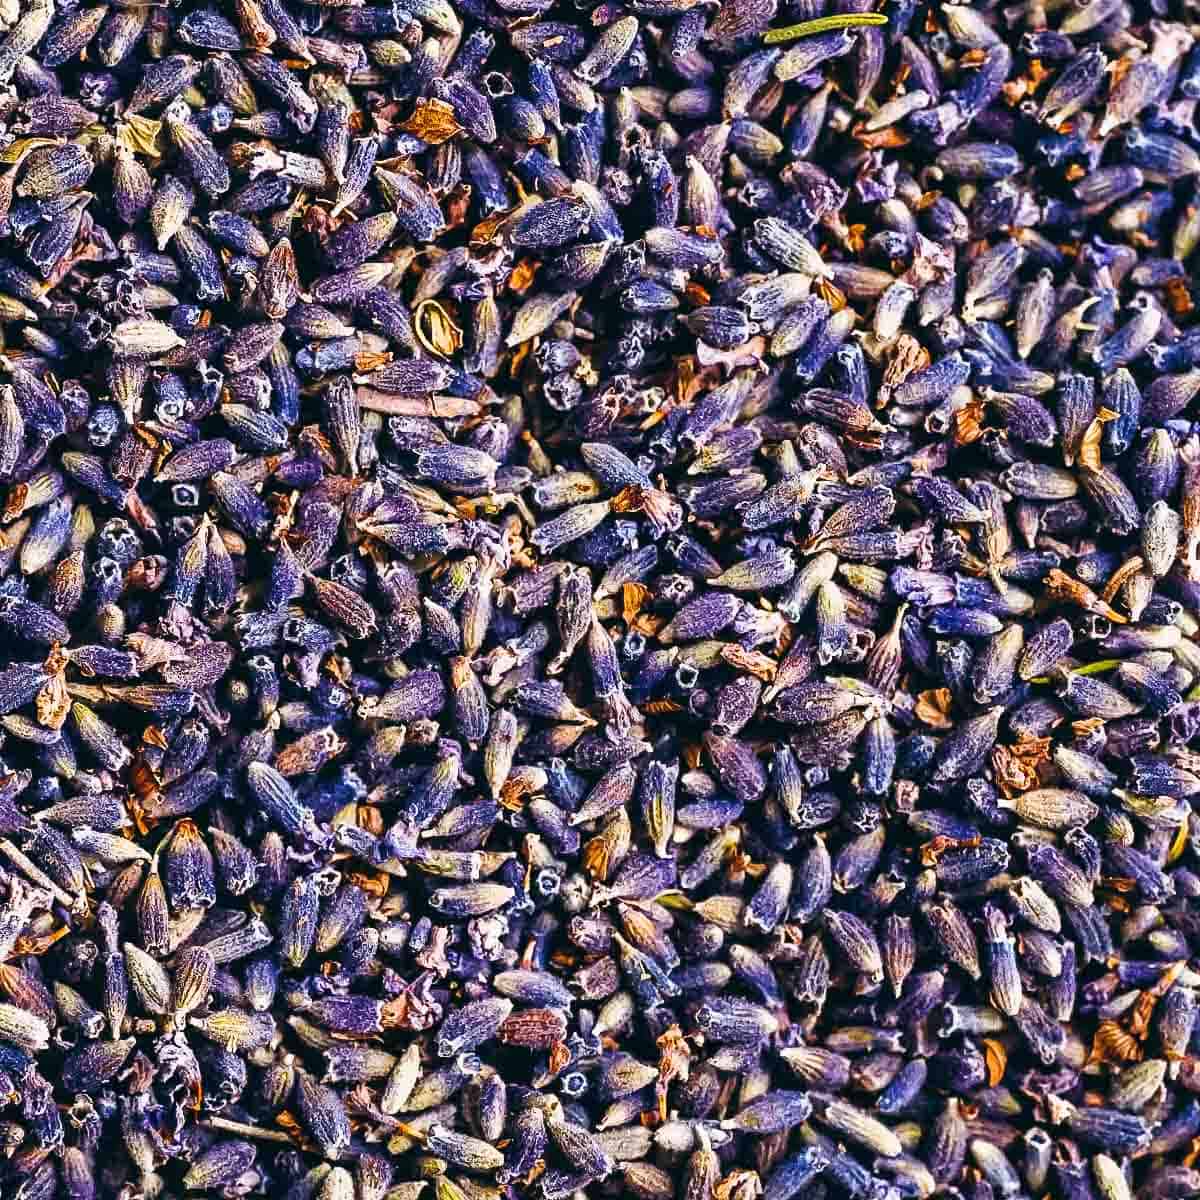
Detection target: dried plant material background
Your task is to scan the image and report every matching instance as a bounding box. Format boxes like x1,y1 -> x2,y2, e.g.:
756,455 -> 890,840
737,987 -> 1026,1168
0,1 -> 1194,1199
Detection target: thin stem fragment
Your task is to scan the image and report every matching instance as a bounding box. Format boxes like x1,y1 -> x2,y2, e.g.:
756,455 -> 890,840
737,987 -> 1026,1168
763,12 -> 887,44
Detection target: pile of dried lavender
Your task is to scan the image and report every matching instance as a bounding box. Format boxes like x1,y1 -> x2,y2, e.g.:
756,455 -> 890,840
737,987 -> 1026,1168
0,0 -> 1197,1197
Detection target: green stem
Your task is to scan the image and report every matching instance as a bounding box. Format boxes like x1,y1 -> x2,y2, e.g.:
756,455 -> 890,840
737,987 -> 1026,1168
1028,659 -> 1121,685
764,12 -> 888,45
1066,659 -> 1122,677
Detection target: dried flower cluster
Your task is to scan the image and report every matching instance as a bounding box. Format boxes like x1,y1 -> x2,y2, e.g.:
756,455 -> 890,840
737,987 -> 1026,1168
0,0 -> 1195,1199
